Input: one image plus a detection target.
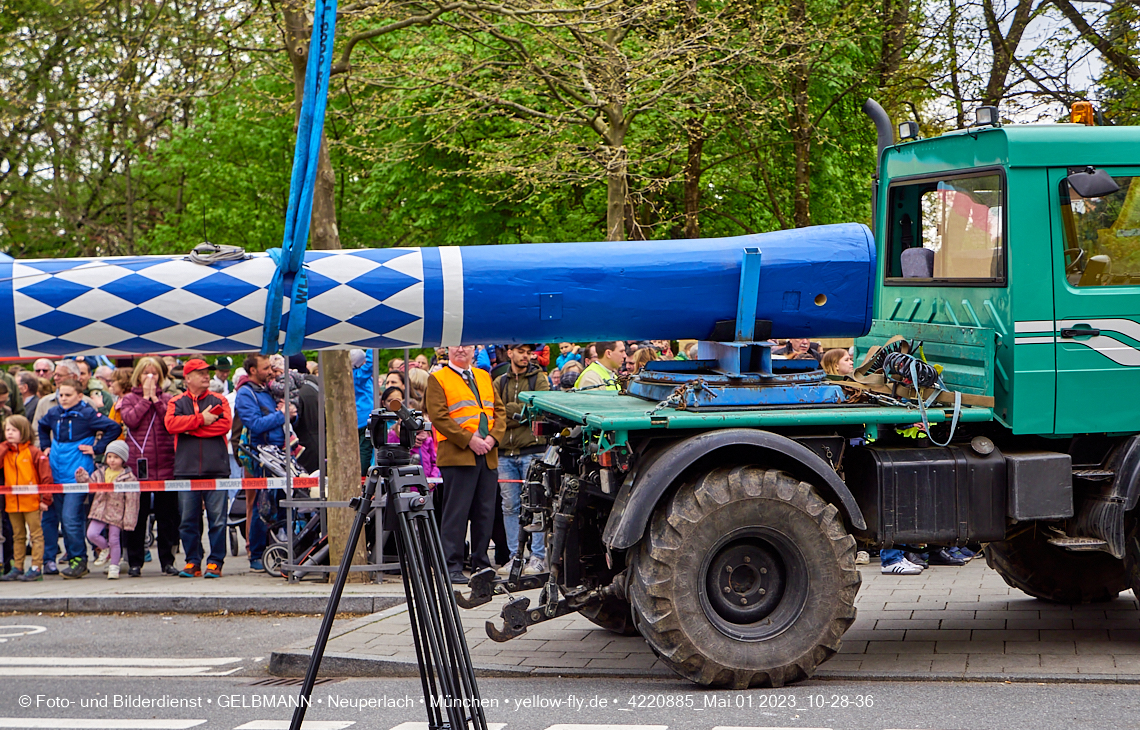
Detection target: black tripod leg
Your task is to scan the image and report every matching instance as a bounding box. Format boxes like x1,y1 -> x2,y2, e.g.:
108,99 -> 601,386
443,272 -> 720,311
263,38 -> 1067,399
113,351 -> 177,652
289,484 -> 375,730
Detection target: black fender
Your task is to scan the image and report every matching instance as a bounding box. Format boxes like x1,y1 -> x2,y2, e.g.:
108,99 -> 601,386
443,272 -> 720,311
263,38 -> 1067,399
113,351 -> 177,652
601,428 -> 867,551
1113,435 -> 1140,512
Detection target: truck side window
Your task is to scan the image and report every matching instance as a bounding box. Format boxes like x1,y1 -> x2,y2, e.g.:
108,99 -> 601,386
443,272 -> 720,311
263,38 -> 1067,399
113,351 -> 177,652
1060,174 -> 1140,287
886,172 -> 1005,285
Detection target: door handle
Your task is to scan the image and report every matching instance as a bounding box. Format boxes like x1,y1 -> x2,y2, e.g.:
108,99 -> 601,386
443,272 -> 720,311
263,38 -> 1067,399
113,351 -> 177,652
1060,327 -> 1100,338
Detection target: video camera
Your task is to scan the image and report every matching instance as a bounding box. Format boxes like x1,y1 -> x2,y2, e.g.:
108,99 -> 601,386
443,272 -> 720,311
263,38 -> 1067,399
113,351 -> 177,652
366,405 -> 430,467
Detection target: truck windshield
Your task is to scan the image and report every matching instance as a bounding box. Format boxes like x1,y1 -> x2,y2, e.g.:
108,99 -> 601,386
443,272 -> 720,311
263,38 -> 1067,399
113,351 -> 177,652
887,172 -> 1005,284
1061,174 -> 1140,287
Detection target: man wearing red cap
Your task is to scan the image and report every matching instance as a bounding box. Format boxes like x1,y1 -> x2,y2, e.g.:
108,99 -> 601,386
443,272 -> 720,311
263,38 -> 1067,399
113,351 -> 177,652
164,358 -> 233,578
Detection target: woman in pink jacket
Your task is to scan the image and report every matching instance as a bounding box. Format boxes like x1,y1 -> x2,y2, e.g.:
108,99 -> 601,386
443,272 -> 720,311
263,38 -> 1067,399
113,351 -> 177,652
118,357 -> 180,577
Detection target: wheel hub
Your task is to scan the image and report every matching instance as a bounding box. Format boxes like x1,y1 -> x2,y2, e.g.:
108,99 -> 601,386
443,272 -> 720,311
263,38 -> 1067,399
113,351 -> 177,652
699,527 -> 810,641
706,541 -> 784,623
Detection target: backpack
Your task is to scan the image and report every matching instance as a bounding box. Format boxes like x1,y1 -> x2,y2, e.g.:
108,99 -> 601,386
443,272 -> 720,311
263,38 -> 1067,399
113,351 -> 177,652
497,371 -> 538,402
231,384 -> 271,474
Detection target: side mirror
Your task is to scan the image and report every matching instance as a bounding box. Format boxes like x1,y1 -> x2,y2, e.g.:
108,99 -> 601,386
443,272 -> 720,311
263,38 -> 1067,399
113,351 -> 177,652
1066,167 -> 1120,198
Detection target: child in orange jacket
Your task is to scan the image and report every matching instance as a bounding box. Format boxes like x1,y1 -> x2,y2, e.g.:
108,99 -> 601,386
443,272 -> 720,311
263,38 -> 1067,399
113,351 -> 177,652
0,415 -> 53,581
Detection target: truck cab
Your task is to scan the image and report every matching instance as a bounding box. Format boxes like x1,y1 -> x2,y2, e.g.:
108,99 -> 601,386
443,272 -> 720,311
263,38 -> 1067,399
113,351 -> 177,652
460,107 -> 1140,693
874,122 -> 1140,436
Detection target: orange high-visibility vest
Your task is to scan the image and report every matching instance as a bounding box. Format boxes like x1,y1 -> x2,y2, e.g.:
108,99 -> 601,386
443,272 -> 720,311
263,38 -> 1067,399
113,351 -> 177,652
432,366 -> 496,442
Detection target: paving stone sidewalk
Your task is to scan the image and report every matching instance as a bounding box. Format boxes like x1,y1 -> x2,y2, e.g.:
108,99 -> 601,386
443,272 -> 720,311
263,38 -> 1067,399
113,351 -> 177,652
270,558 -> 1140,683
0,552 -> 408,614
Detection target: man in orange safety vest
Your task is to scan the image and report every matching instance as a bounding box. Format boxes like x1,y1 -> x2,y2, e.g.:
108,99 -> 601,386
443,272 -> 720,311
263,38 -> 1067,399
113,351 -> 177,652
425,344 -> 507,584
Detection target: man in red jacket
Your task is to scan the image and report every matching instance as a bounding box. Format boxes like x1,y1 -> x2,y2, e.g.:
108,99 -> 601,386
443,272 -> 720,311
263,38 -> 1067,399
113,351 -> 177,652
164,359 -> 232,579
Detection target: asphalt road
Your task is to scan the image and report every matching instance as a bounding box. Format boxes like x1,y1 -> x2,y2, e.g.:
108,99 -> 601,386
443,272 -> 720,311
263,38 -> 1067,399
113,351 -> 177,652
1,613 -> 1138,730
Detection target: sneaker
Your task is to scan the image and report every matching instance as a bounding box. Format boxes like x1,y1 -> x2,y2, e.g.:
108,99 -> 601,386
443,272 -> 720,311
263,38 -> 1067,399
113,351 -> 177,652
107,564 -> 120,580
854,550 -> 871,565
496,558 -> 516,576
60,557 -> 89,579
249,559 -> 264,572
127,567 -> 141,578
43,560 -> 58,575
143,550 -> 152,563
449,572 -> 469,584
178,563 -> 201,578
19,567 -> 42,582
903,551 -> 929,569
162,564 -> 179,576
955,546 -> 976,560
203,562 -> 222,579
882,558 -> 924,575
525,556 -> 547,574
92,548 -> 110,567
928,547 -> 967,566
0,567 -> 23,581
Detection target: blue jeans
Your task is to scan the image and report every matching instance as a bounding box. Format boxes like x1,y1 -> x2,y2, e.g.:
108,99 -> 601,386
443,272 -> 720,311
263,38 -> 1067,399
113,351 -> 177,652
61,493 -> 89,563
880,548 -> 904,564
498,454 -> 544,561
178,491 -> 228,567
42,499 -> 61,563
43,494 -> 88,564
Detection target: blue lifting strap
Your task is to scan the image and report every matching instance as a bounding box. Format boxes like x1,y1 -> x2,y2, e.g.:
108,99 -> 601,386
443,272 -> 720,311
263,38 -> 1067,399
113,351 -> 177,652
262,0 -> 338,356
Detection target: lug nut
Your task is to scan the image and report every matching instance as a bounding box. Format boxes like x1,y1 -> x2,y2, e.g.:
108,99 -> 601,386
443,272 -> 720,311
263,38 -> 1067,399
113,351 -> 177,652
758,588 -> 766,595
723,586 -> 731,593
725,565 -> 732,572
760,567 -> 767,574
744,556 -> 751,563
740,598 -> 748,605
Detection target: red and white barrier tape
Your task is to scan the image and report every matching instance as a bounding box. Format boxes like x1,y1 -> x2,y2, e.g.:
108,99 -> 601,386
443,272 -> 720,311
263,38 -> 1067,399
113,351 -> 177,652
0,475 -> 449,495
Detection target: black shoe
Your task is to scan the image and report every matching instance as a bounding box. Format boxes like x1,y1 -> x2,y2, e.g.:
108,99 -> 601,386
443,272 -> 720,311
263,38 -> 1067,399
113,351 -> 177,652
128,567 -> 142,578
928,547 -> 967,566
903,551 -> 929,568
162,564 -> 179,576
449,572 -> 469,584
60,558 -> 89,579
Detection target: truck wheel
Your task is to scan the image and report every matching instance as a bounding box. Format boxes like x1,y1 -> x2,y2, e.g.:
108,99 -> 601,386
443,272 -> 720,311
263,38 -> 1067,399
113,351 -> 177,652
629,466 -> 860,688
986,527 -> 1126,603
1125,509 -> 1140,598
579,595 -> 639,636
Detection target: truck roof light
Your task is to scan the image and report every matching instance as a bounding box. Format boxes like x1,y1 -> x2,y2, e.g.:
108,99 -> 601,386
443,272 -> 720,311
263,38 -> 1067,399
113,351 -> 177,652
898,121 -> 919,141
1071,101 -> 1096,126
974,105 -> 1000,127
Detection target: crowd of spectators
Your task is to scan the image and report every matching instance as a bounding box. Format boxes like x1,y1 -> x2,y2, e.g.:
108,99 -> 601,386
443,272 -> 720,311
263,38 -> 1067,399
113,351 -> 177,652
0,353 -> 323,582
0,337 -> 867,584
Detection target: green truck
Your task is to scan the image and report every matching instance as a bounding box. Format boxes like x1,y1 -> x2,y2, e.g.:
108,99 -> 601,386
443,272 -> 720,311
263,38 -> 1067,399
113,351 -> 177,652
458,102 -> 1140,689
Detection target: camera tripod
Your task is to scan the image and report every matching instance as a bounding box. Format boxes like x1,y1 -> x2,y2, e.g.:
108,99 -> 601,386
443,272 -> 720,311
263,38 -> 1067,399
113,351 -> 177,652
290,408 -> 488,730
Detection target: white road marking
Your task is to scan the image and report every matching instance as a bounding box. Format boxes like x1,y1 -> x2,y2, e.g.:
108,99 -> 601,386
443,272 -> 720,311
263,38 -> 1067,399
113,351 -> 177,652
0,657 -> 241,666
712,727 -> 833,730
233,722 -> 355,730
0,720 -> 205,729
388,724 -> 506,730
0,656 -> 242,677
0,625 -> 46,643
546,726 -> 668,730
0,667 -> 241,677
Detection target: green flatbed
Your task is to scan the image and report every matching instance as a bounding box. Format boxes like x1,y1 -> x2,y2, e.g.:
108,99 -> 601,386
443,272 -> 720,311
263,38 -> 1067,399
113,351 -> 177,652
520,389 -> 992,433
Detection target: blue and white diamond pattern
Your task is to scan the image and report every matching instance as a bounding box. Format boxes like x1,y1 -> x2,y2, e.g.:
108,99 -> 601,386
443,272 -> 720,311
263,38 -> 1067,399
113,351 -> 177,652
11,249 -> 426,356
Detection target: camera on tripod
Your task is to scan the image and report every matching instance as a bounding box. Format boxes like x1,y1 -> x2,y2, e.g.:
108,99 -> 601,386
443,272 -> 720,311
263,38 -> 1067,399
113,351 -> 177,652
366,405 -> 429,467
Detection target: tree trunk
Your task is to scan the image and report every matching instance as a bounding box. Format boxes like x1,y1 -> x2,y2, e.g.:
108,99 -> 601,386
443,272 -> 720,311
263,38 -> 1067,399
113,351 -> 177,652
789,0 -> 812,229
683,116 -> 704,239
604,137 -> 628,242
282,3 -> 370,582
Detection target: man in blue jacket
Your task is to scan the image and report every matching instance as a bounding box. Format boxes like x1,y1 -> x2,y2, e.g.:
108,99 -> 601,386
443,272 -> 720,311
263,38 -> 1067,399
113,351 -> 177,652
350,349 -> 374,476
234,354 -> 294,571
39,378 -> 122,579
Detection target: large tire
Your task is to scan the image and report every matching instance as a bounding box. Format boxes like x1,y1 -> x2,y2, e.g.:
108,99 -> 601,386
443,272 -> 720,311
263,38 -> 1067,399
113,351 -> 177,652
986,526 -> 1127,603
1125,509 -> 1140,598
579,594 -> 639,636
629,466 -> 860,689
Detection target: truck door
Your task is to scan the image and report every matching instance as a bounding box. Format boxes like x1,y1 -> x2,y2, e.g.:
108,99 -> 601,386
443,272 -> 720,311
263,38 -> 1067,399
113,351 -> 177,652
1050,166 -> 1140,434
